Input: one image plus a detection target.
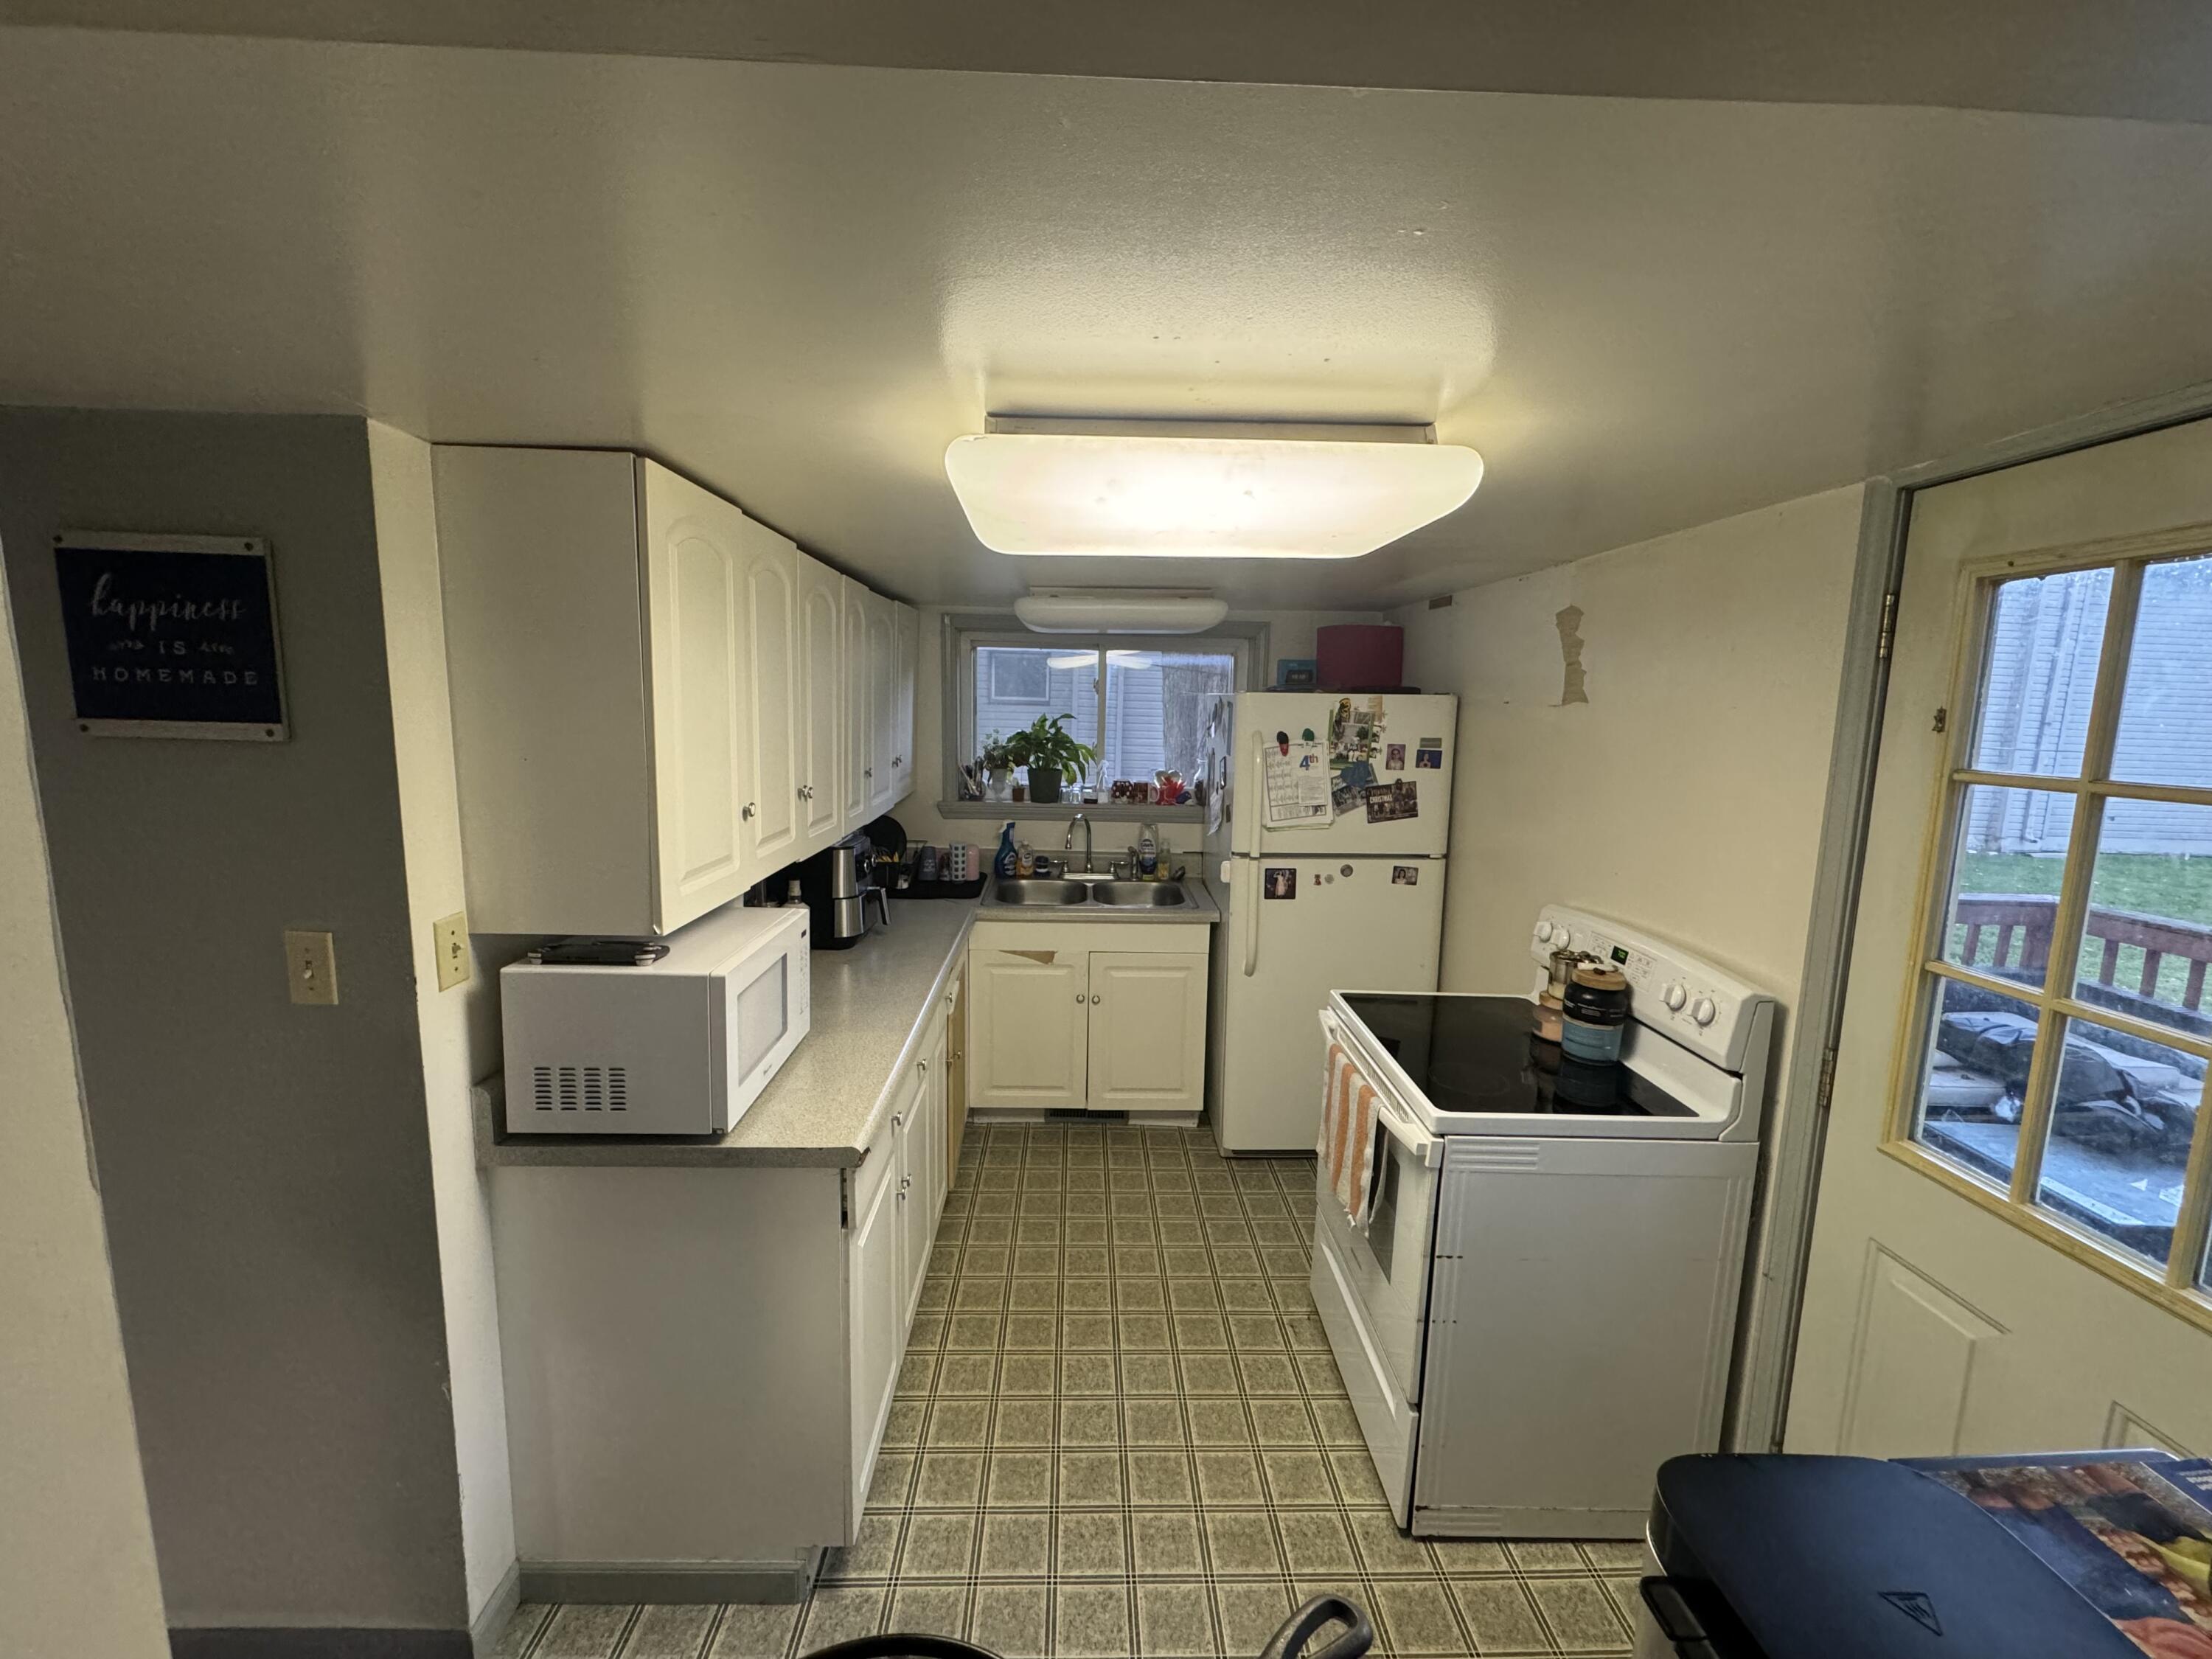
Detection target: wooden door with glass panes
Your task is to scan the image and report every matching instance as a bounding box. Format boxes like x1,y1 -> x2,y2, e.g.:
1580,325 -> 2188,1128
1789,420 -> 2212,1464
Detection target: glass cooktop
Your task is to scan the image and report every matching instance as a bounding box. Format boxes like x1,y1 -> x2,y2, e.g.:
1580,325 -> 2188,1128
1339,992 -> 1695,1119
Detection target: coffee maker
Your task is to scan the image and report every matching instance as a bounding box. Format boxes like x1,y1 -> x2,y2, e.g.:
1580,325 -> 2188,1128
796,830 -> 889,950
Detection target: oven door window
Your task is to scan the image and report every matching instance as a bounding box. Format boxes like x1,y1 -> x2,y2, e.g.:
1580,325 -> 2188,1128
731,953 -> 790,1084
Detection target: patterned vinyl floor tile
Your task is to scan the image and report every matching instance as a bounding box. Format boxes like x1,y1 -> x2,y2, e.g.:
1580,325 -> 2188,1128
504,1124 -> 1638,1659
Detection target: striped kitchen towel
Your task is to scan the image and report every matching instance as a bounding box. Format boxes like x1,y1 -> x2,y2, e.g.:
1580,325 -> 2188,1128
1320,1040 -> 1382,1228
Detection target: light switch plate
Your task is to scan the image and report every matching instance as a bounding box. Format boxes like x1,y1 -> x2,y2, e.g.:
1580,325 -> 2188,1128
285,929 -> 338,1005
432,911 -> 470,992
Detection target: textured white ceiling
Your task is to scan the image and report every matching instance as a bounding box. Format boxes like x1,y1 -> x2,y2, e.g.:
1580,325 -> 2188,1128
4,27 -> 2212,606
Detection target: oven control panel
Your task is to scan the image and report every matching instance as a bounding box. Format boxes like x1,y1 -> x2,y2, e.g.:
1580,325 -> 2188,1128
1528,905 -> 1772,1075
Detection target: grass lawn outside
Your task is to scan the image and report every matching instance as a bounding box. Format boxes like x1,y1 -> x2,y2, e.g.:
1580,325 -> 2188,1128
1952,852 -> 2212,1009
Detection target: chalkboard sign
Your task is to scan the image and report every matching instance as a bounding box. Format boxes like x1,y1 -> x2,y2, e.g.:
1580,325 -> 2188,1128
55,532 -> 288,740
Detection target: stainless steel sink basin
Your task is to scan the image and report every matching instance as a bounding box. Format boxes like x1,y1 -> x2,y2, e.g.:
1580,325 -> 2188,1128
1091,881 -> 1188,908
993,878 -> 1090,906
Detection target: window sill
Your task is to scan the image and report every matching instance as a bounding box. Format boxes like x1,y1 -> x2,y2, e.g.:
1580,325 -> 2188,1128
936,799 -> 1203,824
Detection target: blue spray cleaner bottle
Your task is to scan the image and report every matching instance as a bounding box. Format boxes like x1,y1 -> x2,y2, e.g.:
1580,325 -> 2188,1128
994,821 -> 1019,879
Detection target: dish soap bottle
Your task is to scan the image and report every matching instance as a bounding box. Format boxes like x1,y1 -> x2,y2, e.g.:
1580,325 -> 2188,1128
994,821 -> 1019,879
1137,822 -> 1160,878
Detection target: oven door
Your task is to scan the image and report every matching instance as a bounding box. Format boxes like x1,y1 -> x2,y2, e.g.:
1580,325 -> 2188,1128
718,917 -> 812,1129
1312,1011 -> 1444,1406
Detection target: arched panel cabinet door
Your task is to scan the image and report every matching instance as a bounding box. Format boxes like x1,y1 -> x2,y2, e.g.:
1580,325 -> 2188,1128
734,515 -> 799,873
842,574 -> 872,835
796,553 -> 844,855
639,459 -> 751,933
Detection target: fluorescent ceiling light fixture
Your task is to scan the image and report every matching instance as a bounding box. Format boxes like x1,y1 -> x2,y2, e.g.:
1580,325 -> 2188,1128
946,417 -> 1483,560
1046,649 -> 1158,670
1014,590 -> 1229,634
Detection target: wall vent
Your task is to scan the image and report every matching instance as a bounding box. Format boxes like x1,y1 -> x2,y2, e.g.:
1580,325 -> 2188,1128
531,1064 -> 630,1111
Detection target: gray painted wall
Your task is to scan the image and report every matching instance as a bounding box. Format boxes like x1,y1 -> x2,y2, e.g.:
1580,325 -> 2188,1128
0,409 -> 467,1631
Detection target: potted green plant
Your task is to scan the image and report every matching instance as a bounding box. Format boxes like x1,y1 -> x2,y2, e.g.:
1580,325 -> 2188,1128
978,733 -> 1015,802
1005,713 -> 1099,806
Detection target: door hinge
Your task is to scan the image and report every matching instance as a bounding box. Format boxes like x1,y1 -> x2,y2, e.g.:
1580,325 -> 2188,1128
1875,591 -> 1899,660
1815,1046 -> 1840,1115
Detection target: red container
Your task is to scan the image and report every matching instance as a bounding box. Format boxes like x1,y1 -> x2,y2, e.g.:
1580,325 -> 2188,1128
1315,623 -> 1405,690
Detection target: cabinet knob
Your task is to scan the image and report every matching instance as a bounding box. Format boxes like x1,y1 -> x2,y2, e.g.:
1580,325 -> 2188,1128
1075,992 -> 1085,1004
892,1112 -> 903,1129
1091,993 -> 1102,1004
919,1058 -> 930,1075
900,1175 -> 911,1192
741,801 -> 756,819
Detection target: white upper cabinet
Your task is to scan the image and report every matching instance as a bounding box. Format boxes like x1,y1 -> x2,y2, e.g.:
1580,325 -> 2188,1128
734,514 -> 799,872
866,591 -> 897,819
635,463 -> 757,931
891,603 -> 919,807
436,445 -> 911,931
796,553 -> 844,855
841,575 -> 872,834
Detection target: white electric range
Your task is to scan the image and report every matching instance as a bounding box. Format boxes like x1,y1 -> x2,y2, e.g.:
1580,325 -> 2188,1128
1311,904 -> 1776,1540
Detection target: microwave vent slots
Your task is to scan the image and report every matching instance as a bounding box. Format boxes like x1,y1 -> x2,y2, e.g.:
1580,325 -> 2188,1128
531,1063 -> 630,1112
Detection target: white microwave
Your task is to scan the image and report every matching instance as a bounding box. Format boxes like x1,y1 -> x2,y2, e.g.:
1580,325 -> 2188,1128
501,903 -> 811,1135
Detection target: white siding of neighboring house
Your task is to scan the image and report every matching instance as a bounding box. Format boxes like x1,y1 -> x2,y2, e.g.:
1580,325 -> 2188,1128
1968,560 -> 2212,858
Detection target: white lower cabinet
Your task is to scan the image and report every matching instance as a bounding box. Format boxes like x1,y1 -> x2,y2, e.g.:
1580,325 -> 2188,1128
844,1132 -> 902,1521
967,922 -> 1211,1116
1088,952 -> 1208,1114
496,971 -> 965,1579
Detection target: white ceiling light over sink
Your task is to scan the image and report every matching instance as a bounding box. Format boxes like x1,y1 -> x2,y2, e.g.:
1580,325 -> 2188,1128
1014,589 -> 1230,634
946,417 -> 1483,560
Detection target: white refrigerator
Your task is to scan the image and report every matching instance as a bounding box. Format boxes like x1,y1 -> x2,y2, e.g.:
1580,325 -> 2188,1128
1201,691 -> 1457,1152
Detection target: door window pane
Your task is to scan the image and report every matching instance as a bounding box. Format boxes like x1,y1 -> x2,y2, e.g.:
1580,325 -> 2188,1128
973,645 -> 1099,778
1913,977 -> 2047,1186
1098,649 -> 1237,794
2112,554 -> 2212,789
1942,785 -> 2076,986
1970,566 -> 2112,779
2076,800 -> 2212,1034
2032,1014 -> 2201,1269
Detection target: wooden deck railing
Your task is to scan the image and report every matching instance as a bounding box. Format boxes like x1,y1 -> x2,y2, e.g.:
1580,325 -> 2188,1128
1954,893 -> 2212,1013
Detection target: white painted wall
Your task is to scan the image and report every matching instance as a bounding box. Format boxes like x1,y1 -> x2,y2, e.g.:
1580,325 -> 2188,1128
1394,485 -> 1866,1076
0,563 -> 169,1657
369,422 -> 517,1626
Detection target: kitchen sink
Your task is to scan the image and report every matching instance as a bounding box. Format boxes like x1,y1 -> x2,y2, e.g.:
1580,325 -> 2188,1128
1093,881 -> 1188,907
992,878 -> 1090,906
987,876 -> 1194,911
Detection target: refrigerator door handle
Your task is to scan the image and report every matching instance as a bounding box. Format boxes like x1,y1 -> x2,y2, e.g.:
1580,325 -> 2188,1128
1243,855 -> 1260,977
1242,734 -> 1263,977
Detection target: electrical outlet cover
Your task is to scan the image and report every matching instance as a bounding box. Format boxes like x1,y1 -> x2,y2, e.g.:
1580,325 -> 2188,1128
284,929 -> 338,1005
433,911 -> 471,992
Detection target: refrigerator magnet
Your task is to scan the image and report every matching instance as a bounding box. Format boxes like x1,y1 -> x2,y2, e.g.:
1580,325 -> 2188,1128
1364,779 -> 1419,823
1392,865 -> 1419,885
1262,867 -> 1298,900
1384,742 -> 1406,771
1414,747 -> 1444,769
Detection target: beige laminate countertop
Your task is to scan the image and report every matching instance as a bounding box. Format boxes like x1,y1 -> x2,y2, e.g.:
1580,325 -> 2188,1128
476,896 -> 979,1169
475,879 -> 1217,1169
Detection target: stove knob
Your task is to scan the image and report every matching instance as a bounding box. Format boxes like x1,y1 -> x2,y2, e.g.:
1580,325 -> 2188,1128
1662,982 -> 1688,1012
1554,928 -> 1571,950
1691,997 -> 1717,1026
1536,921 -> 1555,942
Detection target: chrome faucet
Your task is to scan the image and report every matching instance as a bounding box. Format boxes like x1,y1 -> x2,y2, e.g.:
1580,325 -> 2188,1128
1064,812 -> 1094,873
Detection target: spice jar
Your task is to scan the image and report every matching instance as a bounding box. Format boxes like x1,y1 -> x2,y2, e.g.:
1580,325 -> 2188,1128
1561,963 -> 1631,1063
1534,947 -> 1577,1043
